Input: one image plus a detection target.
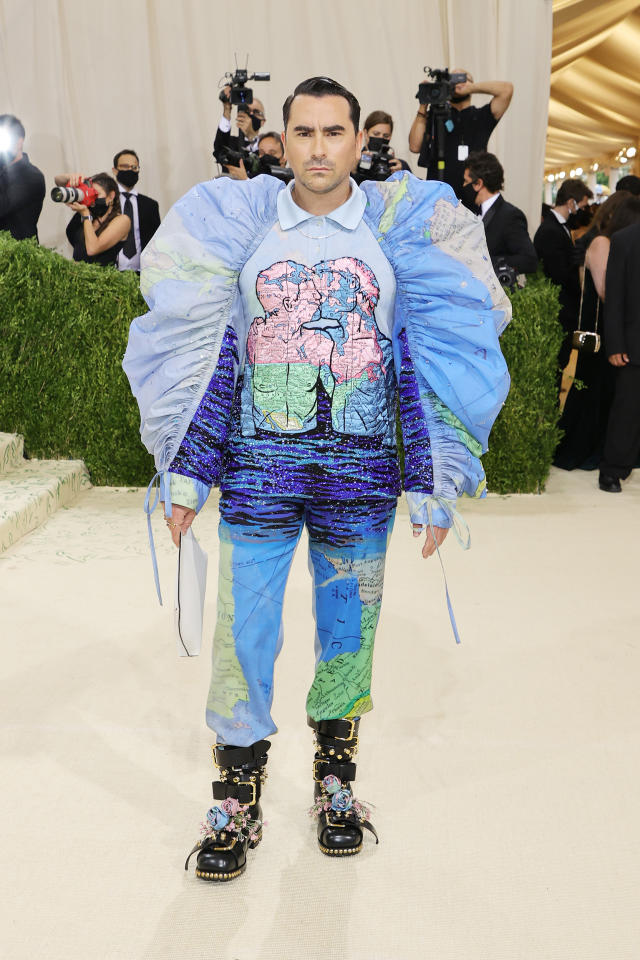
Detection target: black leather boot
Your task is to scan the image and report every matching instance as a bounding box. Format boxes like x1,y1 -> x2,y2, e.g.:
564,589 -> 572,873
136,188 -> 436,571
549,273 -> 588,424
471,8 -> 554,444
308,717 -> 378,857
184,739 -> 270,881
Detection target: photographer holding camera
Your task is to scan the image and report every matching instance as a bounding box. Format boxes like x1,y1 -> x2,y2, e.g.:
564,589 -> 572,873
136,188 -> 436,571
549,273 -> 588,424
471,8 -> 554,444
355,111 -> 410,183
213,83 -> 266,180
220,130 -> 290,181
408,69 -> 513,199
0,114 -> 45,241
54,172 -> 131,268
462,151 -> 537,278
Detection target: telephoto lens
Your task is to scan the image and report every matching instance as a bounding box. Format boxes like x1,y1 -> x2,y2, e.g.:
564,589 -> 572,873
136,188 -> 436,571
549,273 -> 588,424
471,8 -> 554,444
50,185 -> 83,203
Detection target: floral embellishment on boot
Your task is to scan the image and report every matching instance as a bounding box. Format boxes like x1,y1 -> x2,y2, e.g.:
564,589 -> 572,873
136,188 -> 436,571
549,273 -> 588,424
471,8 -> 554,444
309,777 -> 371,822
322,774 -> 341,795
201,803 -> 263,843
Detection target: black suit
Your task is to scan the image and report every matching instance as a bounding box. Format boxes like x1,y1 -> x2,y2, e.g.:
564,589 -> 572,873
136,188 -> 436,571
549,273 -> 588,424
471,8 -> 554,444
0,153 -> 45,241
534,210 -> 580,368
481,194 -> 538,275
133,192 -> 161,253
601,223 -> 640,478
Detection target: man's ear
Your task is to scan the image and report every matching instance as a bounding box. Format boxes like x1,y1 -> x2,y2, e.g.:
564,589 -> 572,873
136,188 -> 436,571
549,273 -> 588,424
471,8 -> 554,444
356,128 -> 364,160
475,178 -> 484,194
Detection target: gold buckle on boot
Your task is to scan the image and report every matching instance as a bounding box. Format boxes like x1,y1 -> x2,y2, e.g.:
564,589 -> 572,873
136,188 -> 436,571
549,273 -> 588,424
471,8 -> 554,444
334,719 -> 357,741
313,758 -> 328,781
237,780 -> 257,805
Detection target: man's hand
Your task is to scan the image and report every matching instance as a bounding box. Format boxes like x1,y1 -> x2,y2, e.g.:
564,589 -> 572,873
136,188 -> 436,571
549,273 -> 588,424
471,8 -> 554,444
221,84 -> 232,120
163,503 -> 197,548
412,523 -> 450,558
235,111 -> 254,139
453,79 -> 475,98
608,352 -> 629,367
226,158 -> 248,180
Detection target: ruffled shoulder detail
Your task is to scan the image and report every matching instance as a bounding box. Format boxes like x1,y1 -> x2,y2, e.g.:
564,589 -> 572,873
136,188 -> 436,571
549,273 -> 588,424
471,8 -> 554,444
362,172 -> 510,452
123,175 -> 284,471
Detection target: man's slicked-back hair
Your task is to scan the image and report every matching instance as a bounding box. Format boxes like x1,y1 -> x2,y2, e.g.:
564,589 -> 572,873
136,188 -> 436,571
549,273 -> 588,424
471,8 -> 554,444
283,77 -> 360,133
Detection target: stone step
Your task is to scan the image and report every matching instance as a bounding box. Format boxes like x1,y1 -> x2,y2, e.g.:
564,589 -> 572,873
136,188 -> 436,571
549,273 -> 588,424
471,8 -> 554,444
0,458 -> 91,553
0,433 -> 24,476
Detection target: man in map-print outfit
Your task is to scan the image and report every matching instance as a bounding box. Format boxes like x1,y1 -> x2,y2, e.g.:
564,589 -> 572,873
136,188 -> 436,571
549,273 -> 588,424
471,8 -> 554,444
123,77 -> 511,882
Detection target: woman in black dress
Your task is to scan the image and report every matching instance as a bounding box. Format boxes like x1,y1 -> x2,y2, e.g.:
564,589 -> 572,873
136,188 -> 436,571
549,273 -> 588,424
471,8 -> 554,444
57,171 -> 131,267
555,192 -> 640,469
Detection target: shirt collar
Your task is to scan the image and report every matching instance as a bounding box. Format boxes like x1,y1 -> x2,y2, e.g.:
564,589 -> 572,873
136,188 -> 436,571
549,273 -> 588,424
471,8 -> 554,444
118,183 -> 139,197
277,177 -> 366,231
551,207 -> 567,224
480,192 -> 500,217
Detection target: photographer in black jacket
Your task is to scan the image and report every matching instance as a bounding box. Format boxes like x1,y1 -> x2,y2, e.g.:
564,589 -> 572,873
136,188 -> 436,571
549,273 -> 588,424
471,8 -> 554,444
0,114 -> 45,241
462,151 -> 537,275
213,84 -> 266,179
408,70 -> 513,199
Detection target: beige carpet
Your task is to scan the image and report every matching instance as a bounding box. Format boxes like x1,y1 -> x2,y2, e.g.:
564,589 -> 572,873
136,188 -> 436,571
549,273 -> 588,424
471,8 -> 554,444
1,468 -> 639,960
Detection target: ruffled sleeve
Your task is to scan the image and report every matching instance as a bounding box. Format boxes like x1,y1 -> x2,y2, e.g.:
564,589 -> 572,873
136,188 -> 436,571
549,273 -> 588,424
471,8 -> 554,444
122,175 -> 284,473
362,173 -> 511,527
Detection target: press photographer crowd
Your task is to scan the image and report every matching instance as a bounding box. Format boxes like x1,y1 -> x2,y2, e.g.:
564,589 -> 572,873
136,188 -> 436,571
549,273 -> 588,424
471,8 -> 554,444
2,63 -> 640,492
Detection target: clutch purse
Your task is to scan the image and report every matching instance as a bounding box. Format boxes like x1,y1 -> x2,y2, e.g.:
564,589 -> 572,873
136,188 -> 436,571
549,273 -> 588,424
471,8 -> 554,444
573,270 -> 601,354
174,528 -> 208,657
572,329 -> 601,353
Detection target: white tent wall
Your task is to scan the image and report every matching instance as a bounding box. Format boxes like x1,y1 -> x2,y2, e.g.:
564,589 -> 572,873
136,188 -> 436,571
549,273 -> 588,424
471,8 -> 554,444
1,0 -> 552,252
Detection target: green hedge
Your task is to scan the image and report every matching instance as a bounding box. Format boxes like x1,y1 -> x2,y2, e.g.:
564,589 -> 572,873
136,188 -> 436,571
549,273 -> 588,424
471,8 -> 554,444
0,233 -> 153,484
0,233 -> 562,492
483,276 -> 563,493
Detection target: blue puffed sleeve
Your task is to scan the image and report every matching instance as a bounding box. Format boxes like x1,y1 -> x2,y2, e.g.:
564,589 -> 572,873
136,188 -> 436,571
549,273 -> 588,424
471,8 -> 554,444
362,174 -> 511,528
122,174 -> 284,474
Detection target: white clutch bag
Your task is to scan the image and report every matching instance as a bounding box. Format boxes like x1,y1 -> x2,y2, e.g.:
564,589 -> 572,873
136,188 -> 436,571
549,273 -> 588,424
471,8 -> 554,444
174,528 -> 208,657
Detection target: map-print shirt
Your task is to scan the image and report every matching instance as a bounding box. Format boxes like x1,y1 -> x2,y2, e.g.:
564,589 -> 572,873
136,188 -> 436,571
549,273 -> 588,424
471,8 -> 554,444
169,179 -> 404,503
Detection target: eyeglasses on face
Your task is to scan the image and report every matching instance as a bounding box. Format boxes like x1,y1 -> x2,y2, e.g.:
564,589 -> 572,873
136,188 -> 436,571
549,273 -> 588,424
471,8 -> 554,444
117,163 -> 140,171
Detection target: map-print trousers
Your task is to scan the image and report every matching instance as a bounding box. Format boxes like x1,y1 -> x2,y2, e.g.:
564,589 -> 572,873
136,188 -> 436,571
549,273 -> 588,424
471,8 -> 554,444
205,491 -> 396,746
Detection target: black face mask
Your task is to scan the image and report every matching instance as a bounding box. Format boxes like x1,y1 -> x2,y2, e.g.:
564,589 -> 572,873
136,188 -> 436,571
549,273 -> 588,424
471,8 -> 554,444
450,94 -> 468,105
91,198 -> 110,218
116,169 -> 139,189
460,182 -> 479,211
250,114 -> 262,132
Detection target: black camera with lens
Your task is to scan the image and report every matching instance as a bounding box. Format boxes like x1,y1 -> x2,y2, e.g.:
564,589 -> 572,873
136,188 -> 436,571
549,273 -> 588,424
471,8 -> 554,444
256,153 -> 294,183
356,137 -> 392,182
416,67 -> 468,109
493,257 -> 519,290
218,66 -> 270,108
214,142 -> 258,171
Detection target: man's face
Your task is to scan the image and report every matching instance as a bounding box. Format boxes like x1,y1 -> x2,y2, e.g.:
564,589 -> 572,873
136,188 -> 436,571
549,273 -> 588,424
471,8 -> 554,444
113,152 -> 139,177
283,94 -> 362,196
247,99 -> 266,128
258,136 -> 284,165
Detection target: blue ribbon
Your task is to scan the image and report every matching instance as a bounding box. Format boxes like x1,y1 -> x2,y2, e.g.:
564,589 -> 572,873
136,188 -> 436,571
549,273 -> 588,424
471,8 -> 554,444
412,496 -> 470,646
143,470 -> 172,606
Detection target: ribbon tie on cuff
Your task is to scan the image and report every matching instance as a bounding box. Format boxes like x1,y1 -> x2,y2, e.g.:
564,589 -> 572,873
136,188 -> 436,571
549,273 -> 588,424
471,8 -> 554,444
143,470 -> 172,606
410,496 -> 470,645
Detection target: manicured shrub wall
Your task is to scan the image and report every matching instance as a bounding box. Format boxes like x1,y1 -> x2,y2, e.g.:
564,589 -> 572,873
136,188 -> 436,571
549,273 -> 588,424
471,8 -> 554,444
0,233 -> 562,492
484,276 -> 563,494
0,233 -> 153,485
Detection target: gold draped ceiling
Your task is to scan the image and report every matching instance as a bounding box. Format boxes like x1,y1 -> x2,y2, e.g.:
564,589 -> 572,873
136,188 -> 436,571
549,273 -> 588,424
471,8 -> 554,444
546,0 -> 640,172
